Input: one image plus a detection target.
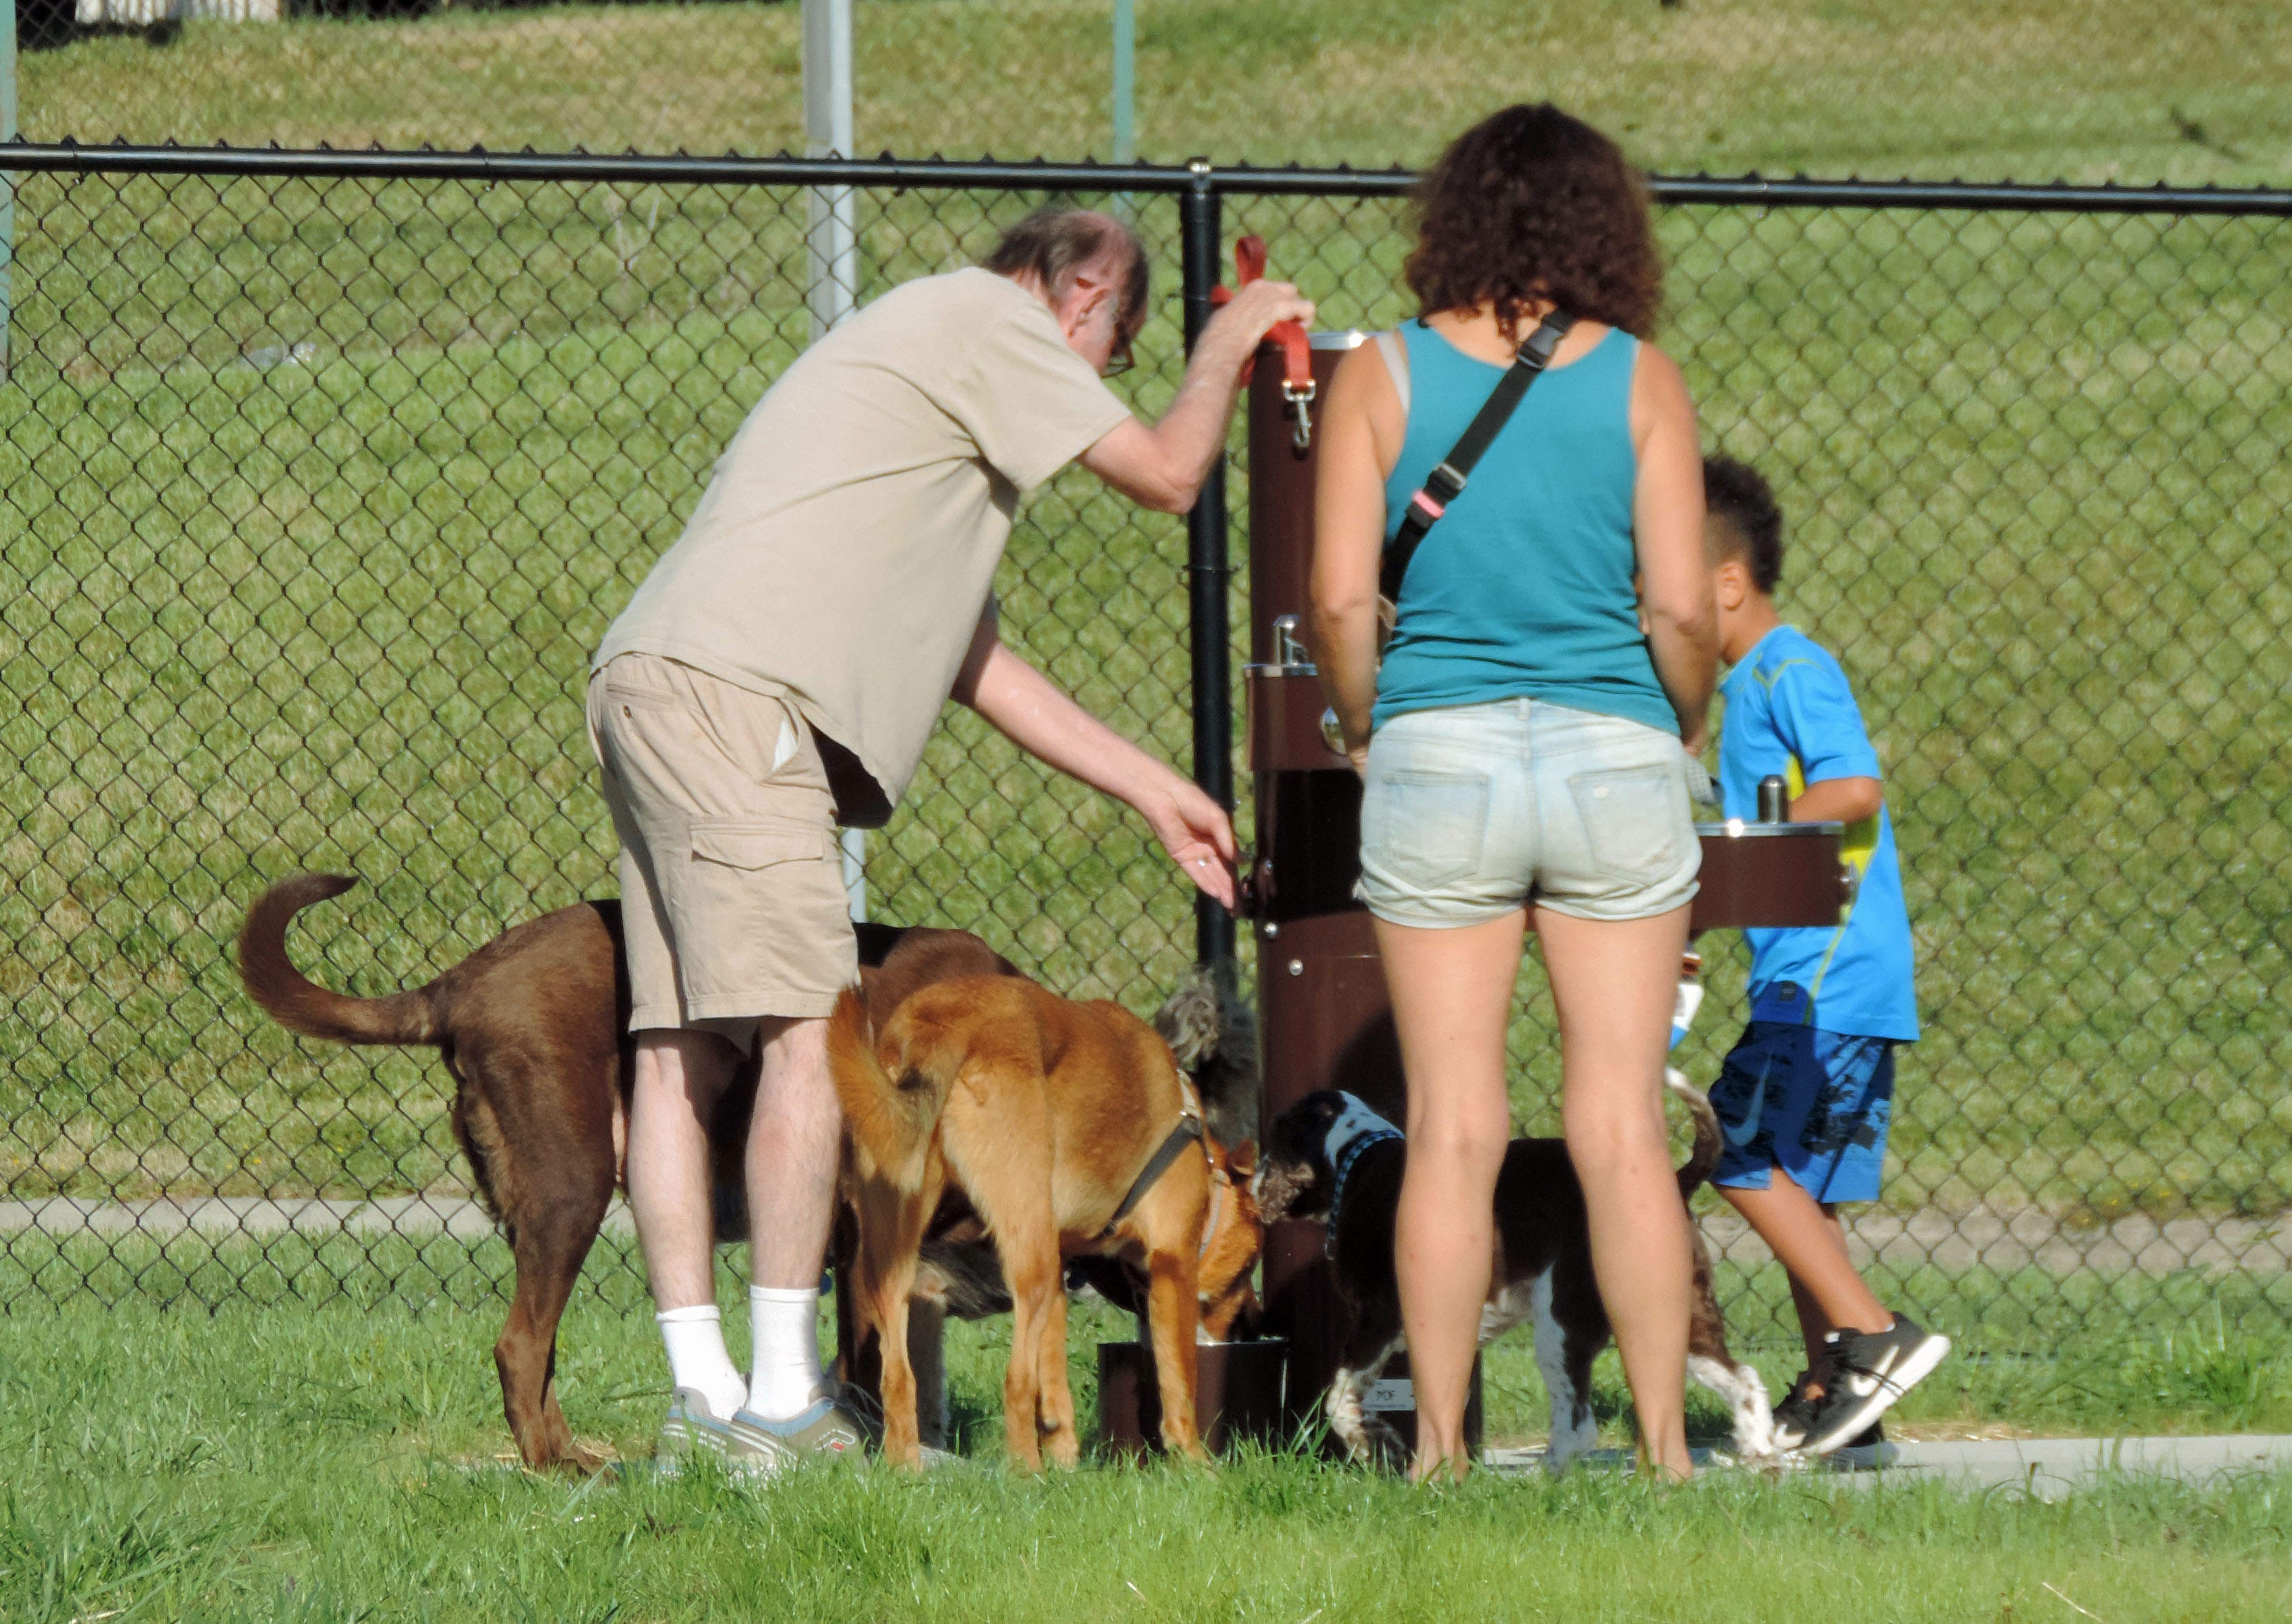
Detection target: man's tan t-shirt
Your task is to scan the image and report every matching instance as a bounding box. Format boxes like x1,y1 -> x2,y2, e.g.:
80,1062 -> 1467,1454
593,267 -> 1134,825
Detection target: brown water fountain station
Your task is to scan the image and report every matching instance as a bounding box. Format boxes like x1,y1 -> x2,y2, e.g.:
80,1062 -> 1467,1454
1102,327 -> 1849,1458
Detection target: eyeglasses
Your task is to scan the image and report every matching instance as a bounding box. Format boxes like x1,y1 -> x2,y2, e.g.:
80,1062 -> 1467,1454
1100,303 -> 1136,376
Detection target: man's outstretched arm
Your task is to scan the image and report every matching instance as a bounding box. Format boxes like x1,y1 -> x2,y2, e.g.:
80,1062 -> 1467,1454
1080,281 -> 1315,514
950,607 -> 1237,907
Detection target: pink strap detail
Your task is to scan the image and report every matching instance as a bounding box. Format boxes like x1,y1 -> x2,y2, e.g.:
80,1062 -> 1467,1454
1410,490 -> 1445,521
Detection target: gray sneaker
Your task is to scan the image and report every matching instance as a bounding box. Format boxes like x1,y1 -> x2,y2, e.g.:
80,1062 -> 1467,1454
656,1386 -> 738,1472
725,1396 -> 869,1478
1801,1314 -> 1951,1456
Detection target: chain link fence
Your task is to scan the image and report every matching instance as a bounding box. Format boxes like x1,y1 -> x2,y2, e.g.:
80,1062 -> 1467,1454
1,147 -> 2289,1347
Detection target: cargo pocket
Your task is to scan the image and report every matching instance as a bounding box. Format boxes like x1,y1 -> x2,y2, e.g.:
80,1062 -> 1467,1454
687,817 -> 834,872
1367,770 -> 1491,892
1567,767 -> 1684,882
676,816 -> 847,1003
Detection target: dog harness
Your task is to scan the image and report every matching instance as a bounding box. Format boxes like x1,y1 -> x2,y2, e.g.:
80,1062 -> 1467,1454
1100,1076 -> 1207,1239
1322,1092 -> 1405,1259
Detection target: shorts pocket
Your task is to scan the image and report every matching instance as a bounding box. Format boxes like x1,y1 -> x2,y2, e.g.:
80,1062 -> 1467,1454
600,662 -> 690,716
1367,770 -> 1491,891
687,816 -> 833,870
1567,766 -> 1685,883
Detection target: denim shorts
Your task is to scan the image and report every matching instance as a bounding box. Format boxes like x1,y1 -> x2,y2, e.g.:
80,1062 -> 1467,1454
1709,1014 -> 1896,1204
1356,697 -> 1700,928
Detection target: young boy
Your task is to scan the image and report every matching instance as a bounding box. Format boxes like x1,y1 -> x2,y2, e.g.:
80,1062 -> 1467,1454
1702,456 -> 1948,1462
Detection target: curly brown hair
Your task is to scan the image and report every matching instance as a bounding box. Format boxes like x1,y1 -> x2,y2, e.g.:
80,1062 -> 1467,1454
1405,104 -> 1663,341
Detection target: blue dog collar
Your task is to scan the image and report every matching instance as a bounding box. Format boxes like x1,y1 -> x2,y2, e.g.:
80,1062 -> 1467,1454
1323,1092 -> 1404,1256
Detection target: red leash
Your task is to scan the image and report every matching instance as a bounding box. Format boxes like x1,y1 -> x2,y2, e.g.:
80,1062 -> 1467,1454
1209,234 -> 1316,449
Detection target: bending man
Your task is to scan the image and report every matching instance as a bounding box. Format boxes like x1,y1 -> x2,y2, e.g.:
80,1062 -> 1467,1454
585,207 -> 1311,1469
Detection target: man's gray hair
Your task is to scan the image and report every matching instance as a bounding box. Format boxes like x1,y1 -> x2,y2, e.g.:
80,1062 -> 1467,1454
982,207 -> 1152,360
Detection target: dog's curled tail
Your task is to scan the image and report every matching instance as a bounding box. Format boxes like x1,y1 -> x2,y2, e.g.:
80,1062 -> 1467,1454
827,983 -> 961,1194
237,874 -> 443,1047
1665,1068 -> 1723,1199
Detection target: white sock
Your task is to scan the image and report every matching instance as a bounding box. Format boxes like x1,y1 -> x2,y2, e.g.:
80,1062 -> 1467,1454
747,1284 -> 824,1421
655,1305 -> 747,1421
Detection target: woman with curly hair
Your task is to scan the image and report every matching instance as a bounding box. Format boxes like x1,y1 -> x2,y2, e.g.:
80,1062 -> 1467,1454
1310,103 -> 1718,1482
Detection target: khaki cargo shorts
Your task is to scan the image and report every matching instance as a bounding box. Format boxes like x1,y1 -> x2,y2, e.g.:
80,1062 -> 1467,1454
585,653 -> 857,1050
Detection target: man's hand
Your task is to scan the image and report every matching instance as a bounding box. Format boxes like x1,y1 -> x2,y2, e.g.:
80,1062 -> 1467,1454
1134,774 -> 1240,910
1197,279 -> 1317,374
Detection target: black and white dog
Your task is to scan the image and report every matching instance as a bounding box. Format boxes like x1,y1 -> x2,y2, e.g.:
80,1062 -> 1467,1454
1255,1076 -> 1776,1470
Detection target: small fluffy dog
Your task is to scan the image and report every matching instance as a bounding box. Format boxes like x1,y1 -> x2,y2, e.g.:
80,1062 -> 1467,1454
1256,1079 -> 1776,1470
830,971 -> 1262,1469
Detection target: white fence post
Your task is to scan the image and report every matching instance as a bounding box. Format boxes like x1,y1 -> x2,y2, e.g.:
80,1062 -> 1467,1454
2,0 -> 15,385
804,0 -> 867,922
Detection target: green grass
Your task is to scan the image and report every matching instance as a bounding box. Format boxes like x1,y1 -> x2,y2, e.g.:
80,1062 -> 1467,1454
9,1231 -> 2292,1435
18,1 -> 2292,186
6,1280 -> 2292,1623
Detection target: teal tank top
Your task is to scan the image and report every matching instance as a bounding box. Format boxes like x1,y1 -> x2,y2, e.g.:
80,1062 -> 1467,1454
1372,320 -> 1675,737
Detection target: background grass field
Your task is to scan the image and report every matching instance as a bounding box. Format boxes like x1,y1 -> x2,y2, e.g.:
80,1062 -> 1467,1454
19,0 -> 2292,186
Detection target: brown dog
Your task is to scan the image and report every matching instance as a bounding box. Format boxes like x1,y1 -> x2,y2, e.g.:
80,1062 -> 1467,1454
830,972 -> 1261,1470
240,873 -> 1030,1467
239,874 -> 1251,1471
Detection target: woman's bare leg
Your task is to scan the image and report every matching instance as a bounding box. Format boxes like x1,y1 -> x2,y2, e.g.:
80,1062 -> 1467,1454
1536,903 -> 1696,1481
1375,909 -> 1526,1483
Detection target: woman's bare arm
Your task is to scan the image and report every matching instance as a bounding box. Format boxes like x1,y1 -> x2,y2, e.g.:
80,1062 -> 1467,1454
1628,344 -> 1718,750
1309,339 -> 1408,772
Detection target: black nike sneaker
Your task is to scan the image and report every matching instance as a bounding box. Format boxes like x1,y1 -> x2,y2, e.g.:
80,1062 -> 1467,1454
1800,1314 -> 1950,1456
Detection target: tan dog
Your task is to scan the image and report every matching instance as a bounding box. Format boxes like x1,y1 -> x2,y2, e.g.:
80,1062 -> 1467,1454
830,973 -> 1260,1469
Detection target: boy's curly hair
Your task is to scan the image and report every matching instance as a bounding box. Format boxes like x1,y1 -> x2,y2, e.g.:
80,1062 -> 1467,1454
1405,103 -> 1663,341
1702,455 -> 1786,593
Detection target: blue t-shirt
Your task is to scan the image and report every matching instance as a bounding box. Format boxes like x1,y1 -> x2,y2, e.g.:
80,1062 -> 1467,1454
1718,625 -> 1919,1042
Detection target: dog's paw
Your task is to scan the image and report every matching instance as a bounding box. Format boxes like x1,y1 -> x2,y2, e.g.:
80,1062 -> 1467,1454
1363,1421 -> 1409,1475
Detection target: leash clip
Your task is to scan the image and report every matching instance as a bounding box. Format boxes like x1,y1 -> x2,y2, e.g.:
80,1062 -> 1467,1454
1282,377 -> 1317,452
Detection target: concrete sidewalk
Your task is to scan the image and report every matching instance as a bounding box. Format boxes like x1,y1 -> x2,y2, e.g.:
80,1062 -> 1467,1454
1869,1434 -> 2292,1498
1482,1435 -> 2292,1498
0,1193 -> 628,1241
8,1194 -> 2284,1278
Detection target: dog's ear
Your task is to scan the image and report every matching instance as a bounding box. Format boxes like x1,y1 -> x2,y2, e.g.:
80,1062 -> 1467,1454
1225,1139 -> 1258,1180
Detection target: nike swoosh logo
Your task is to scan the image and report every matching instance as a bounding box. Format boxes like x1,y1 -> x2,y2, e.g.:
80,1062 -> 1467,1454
1720,1079 -> 1766,1148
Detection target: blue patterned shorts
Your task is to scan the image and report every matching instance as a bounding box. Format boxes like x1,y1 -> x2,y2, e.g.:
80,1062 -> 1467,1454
1709,1019 -> 1895,1203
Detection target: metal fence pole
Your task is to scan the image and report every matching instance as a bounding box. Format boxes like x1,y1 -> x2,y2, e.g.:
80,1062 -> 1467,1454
2,0 -> 17,383
1180,161 -> 1234,985
804,0 -> 868,921
1112,0 -> 1134,164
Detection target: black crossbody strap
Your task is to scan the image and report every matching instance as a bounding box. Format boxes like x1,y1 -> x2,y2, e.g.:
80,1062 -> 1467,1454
1378,310 -> 1577,609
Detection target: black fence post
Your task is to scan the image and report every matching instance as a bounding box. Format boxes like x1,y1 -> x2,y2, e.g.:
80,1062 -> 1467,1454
1179,159 -> 1236,988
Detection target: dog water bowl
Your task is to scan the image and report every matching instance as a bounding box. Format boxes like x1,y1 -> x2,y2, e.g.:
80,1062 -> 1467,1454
1096,1338 -> 1287,1458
